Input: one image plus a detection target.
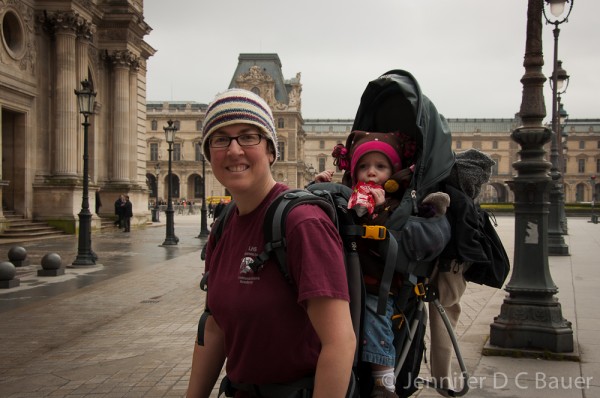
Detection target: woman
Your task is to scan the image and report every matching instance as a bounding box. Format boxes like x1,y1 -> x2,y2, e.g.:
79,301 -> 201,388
187,89 -> 356,398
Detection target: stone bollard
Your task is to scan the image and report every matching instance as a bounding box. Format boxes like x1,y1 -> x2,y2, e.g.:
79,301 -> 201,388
0,261 -> 20,288
37,253 -> 65,277
8,246 -> 30,267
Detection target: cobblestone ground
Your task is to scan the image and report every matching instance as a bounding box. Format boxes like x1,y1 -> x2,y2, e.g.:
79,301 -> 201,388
0,216 -> 525,397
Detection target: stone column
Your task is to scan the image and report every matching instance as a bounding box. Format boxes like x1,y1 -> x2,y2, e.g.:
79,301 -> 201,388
47,11 -> 83,178
129,60 -> 140,183
110,50 -> 133,182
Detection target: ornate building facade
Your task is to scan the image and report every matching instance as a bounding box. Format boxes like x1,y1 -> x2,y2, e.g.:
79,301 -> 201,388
145,54 -> 313,204
146,51 -> 600,207
1,0 -> 154,233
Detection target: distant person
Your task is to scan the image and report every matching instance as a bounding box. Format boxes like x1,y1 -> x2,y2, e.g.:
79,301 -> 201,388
114,195 -> 124,228
122,195 -> 133,232
95,190 -> 102,215
212,199 -> 226,220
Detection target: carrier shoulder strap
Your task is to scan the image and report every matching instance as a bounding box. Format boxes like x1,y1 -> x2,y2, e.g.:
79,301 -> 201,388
255,189 -> 337,284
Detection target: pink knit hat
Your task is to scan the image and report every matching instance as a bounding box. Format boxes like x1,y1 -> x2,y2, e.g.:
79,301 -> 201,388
349,131 -> 403,183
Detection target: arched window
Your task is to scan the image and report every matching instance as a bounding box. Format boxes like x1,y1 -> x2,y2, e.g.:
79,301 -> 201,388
194,175 -> 203,198
170,174 -> 181,198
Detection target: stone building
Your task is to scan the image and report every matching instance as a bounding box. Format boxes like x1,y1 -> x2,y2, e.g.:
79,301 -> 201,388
1,0 -> 154,233
145,53 -> 312,204
146,51 -> 600,206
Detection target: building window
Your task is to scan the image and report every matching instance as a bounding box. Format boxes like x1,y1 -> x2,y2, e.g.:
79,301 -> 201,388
597,141 -> 600,149
597,159 -> 600,174
576,184 -> 584,202
173,143 -> 181,161
456,140 -> 462,149
196,120 -> 203,131
491,158 -> 499,176
195,142 -> 203,161
174,120 -> 181,130
278,118 -> 285,128
151,120 -> 158,130
492,140 -> 498,149
277,142 -> 285,161
171,174 -> 180,198
319,140 -> 325,149
150,143 -> 158,161
318,157 -> 326,172
579,140 -> 585,150
194,175 -> 202,198
578,159 -> 585,173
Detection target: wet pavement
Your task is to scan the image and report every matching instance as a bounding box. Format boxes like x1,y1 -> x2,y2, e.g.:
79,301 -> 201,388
0,215 -> 598,397
0,215 -> 206,313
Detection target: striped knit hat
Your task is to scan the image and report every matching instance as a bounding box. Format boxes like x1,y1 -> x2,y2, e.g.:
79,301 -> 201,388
201,88 -> 278,163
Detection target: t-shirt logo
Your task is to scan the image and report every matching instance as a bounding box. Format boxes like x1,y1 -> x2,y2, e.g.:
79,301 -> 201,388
238,255 -> 262,285
239,257 -> 254,275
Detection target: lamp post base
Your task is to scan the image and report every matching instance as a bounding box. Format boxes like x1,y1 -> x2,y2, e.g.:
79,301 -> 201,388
72,211 -> 96,267
490,294 -> 574,353
161,208 -> 178,246
548,235 -> 570,255
197,207 -> 209,238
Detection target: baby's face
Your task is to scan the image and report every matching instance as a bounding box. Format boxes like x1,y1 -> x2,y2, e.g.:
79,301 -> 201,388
355,152 -> 392,185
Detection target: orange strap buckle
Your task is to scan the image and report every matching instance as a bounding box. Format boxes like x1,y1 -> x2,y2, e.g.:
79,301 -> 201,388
362,225 -> 387,240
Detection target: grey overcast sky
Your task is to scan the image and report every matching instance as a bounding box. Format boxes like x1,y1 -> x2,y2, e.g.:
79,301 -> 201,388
143,0 -> 599,122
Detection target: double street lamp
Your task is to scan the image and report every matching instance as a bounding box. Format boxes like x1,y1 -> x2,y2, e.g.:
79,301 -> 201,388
161,120 -> 179,246
72,79 -> 97,267
544,0 -> 573,256
488,0 -> 573,355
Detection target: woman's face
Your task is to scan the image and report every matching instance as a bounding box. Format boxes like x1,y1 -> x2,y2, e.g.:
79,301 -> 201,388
355,152 -> 392,186
208,124 -> 275,195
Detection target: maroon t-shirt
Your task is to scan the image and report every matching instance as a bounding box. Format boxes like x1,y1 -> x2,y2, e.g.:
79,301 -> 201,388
205,183 -> 349,387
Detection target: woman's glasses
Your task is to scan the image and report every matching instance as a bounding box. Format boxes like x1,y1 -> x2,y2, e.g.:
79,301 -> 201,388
209,134 -> 263,148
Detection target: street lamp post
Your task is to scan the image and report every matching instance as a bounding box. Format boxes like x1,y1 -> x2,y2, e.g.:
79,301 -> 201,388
152,163 -> 161,222
544,0 -> 573,255
197,154 -> 209,238
591,175 -> 598,224
72,79 -> 97,267
558,101 -> 569,233
161,120 -> 179,246
488,0 -> 573,355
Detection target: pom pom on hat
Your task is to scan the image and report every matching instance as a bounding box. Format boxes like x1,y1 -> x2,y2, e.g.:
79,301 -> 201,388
201,88 -> 278,163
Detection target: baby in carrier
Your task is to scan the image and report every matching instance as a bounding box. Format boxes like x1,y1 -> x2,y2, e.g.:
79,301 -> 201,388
316,131 -> 450,398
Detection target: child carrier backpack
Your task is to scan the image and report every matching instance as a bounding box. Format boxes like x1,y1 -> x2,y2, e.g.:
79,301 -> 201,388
197,69 -> 471,398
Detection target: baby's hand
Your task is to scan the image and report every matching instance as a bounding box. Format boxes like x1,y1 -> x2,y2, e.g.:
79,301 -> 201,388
369,186 -> 386,206
315,170 -> 334,182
